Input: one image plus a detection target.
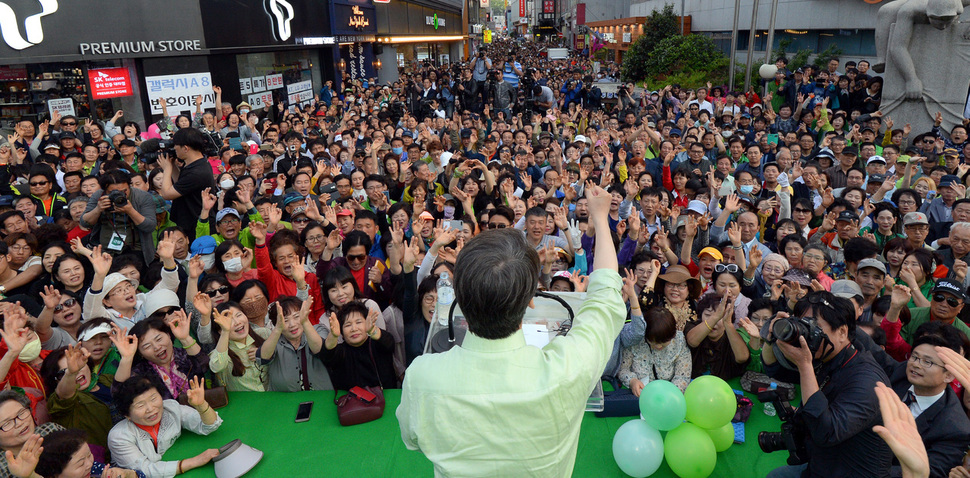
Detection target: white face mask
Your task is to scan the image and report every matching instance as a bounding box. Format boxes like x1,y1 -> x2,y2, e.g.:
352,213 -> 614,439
240,108 -> 250,115
18,337 -> 41,362
223,257 -> 243,273
200,254 -> 215,270
220,179 -> 235,190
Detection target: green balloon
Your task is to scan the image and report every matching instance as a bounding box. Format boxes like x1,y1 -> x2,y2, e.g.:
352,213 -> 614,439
612,419 -> 665,478
705,422 -> 735,452
664,422 -> 717,478
684,375 -> 736,429
639,380 -> 686,431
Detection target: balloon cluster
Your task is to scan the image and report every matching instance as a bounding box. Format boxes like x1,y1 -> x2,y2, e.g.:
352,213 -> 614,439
612,376 -> 737,478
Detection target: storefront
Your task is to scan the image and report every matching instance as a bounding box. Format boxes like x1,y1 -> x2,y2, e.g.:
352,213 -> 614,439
586,17 -> 648,63
374,0 -> 465,83
0,0 -> 340,130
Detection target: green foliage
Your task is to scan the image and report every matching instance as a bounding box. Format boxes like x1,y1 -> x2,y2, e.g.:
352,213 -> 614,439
620,3 -> 680,83
644,34 -> 723,76
813,43 -> 844,69
593,47 -> 611,62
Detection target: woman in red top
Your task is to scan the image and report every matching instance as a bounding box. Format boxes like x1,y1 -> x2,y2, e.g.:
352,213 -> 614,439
251,222 -> 326,323
316,230 -> 393,309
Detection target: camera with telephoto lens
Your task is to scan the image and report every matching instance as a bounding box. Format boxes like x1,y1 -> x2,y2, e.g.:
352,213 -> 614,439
138,138 -> 175,164
771,315 -> 827,351
107,190 -> 128,210
758,388 -> 809,465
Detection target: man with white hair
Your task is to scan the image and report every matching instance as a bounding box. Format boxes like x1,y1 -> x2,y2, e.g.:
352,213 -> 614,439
937,221 -> 970,289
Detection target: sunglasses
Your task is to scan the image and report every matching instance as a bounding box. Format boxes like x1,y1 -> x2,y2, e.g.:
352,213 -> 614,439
54,368 -> 68,382
794,208 -> 812,213
62,122 -> 76,126
205,286 -> 230,297
53,298 -> 77,312
292,217 -> 311,224
487,223 -> 508,229
715,264 -> 739,273
29,180 -> 48,187
346,254 -> 367,262
932,293 -> 961,307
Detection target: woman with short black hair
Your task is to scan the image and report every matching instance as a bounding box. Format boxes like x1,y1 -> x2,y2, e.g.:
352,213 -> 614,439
617,307 -> 692,395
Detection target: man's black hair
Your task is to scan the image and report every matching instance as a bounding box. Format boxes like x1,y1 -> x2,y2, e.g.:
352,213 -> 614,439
794,291 -> 856,336
172,127 -> 206,152
911,321 -> 964,353
524,206 -> 548,220
363,174 -> 385,189
843,237 -> 880,265
98,169 -> 131,190
355,209 -> 378,225
455,228 -> 539,340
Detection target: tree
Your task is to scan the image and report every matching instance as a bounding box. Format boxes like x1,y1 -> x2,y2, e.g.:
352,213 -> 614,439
620,4 -> 681,83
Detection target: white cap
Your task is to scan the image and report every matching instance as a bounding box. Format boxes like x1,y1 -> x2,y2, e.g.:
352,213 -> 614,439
574,135 -> 588,144
79,323 -> 113,342
439,151 -> 453,167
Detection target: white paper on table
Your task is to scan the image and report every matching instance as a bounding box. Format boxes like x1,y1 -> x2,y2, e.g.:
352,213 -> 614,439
523,323 -> 551,349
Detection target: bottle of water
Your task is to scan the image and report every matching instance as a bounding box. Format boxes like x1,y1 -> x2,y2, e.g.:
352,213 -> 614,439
764,382 -> 777,417
436,272 -> 455,326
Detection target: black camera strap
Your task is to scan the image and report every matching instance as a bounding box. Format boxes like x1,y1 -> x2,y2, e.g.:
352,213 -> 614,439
817,345 -> 858,390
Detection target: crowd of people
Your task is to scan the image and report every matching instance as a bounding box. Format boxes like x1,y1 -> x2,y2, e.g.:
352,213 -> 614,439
0,32 -> 961,476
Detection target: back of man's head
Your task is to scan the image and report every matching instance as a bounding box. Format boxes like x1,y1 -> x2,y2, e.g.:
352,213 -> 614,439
173,128 -> 206,153
454,229 -> 539,339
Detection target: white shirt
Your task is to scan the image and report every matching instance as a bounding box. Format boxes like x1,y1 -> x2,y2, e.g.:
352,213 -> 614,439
907,385 -> 944,419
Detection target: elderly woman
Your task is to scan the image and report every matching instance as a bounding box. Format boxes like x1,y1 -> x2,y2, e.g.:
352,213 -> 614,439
319,302 -> 396,390
258,296 -> 332,391
107,376 -> 222,478
638,265 -> 701,331
707,265 -> 751,322
800,244 -> 834,291
0,390 -> 64,477
117,314 -> 208,402
617,307 -> 692,395
743,250 -> 791,298
896,248 -> 936,308
684,293 -> 750,380
35,429 -> 146,478
76,319 -> 121,384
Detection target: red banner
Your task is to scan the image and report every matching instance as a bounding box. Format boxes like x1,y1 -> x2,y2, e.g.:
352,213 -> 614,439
88,68 -> 133,99
543,0 -> 554,13
519,0 -> 525,17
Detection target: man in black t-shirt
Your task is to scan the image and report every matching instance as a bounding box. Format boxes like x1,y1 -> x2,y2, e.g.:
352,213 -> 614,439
158,128 -> 214,241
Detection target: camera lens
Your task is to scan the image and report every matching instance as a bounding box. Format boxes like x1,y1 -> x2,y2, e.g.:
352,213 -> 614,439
771,318 -> 804,345
758,431 -> 787,454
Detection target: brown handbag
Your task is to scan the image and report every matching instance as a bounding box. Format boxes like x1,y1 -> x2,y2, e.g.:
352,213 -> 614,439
178,385 -> 230,410
334,341 -> 385,426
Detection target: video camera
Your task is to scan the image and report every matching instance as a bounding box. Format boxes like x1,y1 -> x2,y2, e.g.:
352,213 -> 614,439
757,388 -> 809,465
138,138 -> 175,164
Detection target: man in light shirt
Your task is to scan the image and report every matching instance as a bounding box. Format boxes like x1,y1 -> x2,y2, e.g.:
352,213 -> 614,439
397,183 -> 625,477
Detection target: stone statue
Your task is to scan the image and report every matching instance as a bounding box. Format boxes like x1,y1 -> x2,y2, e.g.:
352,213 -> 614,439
874,0 -> 970,99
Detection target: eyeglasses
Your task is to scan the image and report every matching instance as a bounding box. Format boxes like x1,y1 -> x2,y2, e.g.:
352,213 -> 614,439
487,223 -> 508,229
306,234 -> 325,243
908,353 -> 943,369
218,217 -> 240,225
346,254 -> 367,263
61,122 -> 76,126
9,244 -> 29,253
54,298 -> 77,312
29,180 -> 48,187
0,408 -> 31,432
794,208 -> 811,213
666,282 -> 689,291
205,286 -> 230,297
802,253 -> 826,262
292,217 -> 311,224
932,293 -> 961,307
715,264 -> 739,273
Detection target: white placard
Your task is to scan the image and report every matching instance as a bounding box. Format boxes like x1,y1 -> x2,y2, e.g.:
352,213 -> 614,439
288,89 -> 313,104
145,72 -> 215,115
287,80 -> 313,96
252,76 -> 267,92
248,91 -> 274,109
266,74 -> 284,89
47,98 -> 75,118
239,77 -> 253,94
622,32 -> 632,43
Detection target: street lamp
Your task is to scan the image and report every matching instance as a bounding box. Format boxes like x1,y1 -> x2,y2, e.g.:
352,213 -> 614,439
338,58 -> 346,70
374,58 -> 383,70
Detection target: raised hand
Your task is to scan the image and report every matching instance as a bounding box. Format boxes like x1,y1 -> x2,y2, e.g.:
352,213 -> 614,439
737,317 -> 761,339
726,221 -> 742,245
89,245 -> 113,277
325,228 -> 341,251
872,382 -> 930,478
723,194 -> 740,214
186,376 -> 207,409
569,274 -> 589,292
192,291 -> 213,319
749,245 -> 763,268
39,285 -> 61,311
157,232 -> 176,262
108,324 -> 138,358
164,310 -> 191,340
4,434 -> 42,478
189,254 -> 205,279
250,220 -> 268,243
328,313 -> 341,339
890,284 -> 912,309
212,309 -> 233,332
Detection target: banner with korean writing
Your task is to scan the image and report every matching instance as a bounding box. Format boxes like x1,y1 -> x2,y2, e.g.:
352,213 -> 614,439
519,0 -> 525,17
543,0 -> 554,13
88,68 -> 133,99
286,80 -> 314,105
266,74 -> 284,89
145,72 -> 215,115
248,91 -> 274,109
48,98 -> 75,118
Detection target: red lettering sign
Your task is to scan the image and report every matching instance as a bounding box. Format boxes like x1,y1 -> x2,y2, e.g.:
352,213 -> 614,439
89,68 -> 133,99
543,0 -> 554,14
519,0 -> 525,17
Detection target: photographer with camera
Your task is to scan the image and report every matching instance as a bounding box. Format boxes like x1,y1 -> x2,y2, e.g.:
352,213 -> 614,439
157,128 -> 215,242
80,170 -> 158,265
471,48 -> 492,95
457,68 -> 480,113
762,290 -> 892,477
488,70 -> 517,121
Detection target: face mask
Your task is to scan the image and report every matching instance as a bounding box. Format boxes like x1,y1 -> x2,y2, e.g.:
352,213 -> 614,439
392,147 -> 404,155
342,140 -> 349,148
223,257 -> 243,273
739,185 -> 754,195
241,296 -> 269,320
240,108 -> 250,115
220,179 -> 235,190
200,254 -> 215,271
18,337 -> 41,362
443,206 -> 456,219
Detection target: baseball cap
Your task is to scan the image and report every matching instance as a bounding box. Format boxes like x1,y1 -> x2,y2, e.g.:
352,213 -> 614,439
43,143 -> 60,151
944,148 -> 960,157
281,192 -> 305,207
836,210 -> 859,222
574,135 -> 588,144
932,279 -> 970,303
831,280 -> 864,300
119,139 -> 136,147
190,236 -> 217,255
857,258 -> 887,275
866,156 -> 886,165
460,128 -> 473,138
417,210 -> 434,221
903,212 -> 929,226
939,175 -> 960,188
699,247 -> 723,261
152,194 -> 169,214
291,206 -> 308,218
439,151 -> 453,167
815,148 -> 836,160
669,129 -> 682,137
58,131 -> 76,140
337,208 -> 355,217
842,146 -> 859,157
868,173 -> 888,185
687,200 -> 707,215
215,207 -> 240,223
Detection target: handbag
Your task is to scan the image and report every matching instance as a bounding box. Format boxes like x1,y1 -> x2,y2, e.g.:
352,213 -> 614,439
334,341 -> 385,426
178,385 -> 230,410
739,371 -> 796,401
